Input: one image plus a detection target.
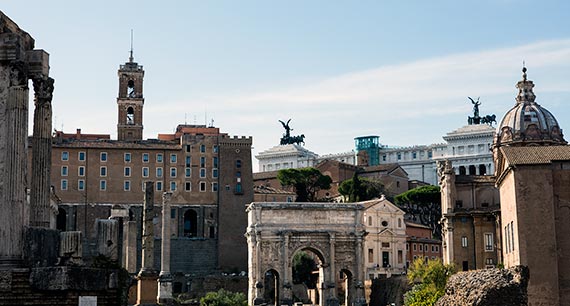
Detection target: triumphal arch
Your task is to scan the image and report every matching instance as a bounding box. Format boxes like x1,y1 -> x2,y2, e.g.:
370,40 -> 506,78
246,202 -> 367,306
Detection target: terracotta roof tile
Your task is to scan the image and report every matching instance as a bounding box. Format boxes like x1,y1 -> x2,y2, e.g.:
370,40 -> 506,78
501,146 -> 570,165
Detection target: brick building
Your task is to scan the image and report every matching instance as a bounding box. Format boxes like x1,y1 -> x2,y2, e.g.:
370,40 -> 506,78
405,221 -> 442,267
35,54 -> 253,279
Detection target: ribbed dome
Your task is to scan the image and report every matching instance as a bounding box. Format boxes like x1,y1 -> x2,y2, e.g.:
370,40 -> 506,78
494,67 -> 566,147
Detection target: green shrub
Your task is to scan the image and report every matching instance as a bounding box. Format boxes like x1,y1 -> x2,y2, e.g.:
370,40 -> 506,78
199,289 -> 247,306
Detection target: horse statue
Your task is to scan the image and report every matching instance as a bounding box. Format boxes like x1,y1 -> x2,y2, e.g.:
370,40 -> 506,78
481,114 -> 497,126
291,134 -> 305,145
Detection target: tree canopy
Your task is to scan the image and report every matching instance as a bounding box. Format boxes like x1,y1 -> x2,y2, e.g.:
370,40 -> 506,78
394,185 -> 440,206
404,258 -> 455,306
338,173 -> 384,202
200,289 -> 247,306
277,167 -> 332,202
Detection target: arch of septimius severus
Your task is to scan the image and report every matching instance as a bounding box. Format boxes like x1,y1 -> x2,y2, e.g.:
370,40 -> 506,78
246,202 -> 367,306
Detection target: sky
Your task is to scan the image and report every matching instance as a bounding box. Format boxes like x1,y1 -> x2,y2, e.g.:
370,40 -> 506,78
3,1 -> 570,163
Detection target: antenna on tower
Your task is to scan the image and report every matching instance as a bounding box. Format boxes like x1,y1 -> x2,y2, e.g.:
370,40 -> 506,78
129,29 -> 134,62
184,113 -> 188,125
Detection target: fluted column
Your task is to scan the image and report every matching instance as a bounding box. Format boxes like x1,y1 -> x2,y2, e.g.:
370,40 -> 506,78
0,61 -> 29,266
29,76 -> 54,228
158,191 -> 174,305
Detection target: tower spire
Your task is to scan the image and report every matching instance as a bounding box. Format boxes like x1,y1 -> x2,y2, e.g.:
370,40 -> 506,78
129,29 -> 134,63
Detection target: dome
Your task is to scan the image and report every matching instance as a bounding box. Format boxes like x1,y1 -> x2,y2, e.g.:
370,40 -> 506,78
494,67 -> 566,147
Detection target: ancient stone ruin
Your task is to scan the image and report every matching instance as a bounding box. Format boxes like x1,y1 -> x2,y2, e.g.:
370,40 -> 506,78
436,266 -> 529,306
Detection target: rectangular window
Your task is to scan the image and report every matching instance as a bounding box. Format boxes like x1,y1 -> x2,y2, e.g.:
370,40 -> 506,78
406,243 -> 409,251
510,221 -> 515,251
78,166 -> 85,177
170,154 -> 177,163
185,182 -> 191,191
156,167 -> 163,178
212,182 -> 218,192
78,151 -> 86,161
213,157 -> 218,168
185,156 -> 191,167
368,249 -> 374,263
142,167 -> 149,177
428,151 -> 433,158
61,166 -> 68,176
170,181 -> 176,191
200,168 -> 206,178
381,242 -> 390,248
100,152 -> 107,162
424,244 -> 428,251
170,167 -> 177,178
124,167 -> 131,177
213,145 -> 218,153
200,156 -> 206,167
235,183 -> 242,194
461,236 -> 468,248
431,245 -> 435,252
100,166 -> 107,177
486,258 -> 494,265
171,208 -> 176,218
212,168 -> 219,178
435,246 -> 439,252
61,151 -> 69,161
100,180 -> 107,191
412,152 -> 417,159
61,179 -> 68,190
200,181 -> 206,192
142,153 -> 149,163
78,180 -> 85,191
185,145 -> 191,153
419,244 -> 423,251
484,233 -> 494,251
156,153 -> 163,163
413,244 -> 417,251
200,144 -> 206,153
156,181 -> 163,191
397,153 -> 401,160
124,180 -> 130,191
236,160 -> 242,168
398,250 -> 403,264
124,153 -> 131,162
185,168 -> 191,178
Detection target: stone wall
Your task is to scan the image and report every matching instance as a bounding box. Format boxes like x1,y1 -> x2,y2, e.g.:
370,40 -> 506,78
436,266 -> 529,306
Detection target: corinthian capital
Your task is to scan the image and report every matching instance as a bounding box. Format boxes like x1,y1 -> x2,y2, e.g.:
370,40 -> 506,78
32,76 -> 55,105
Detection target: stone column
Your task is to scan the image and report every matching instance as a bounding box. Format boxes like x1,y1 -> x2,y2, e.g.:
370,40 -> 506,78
327,233 -> 339,305
157,191 -> 173,305
354,234 -> 366,306
281,233 -> 292,305
0,61 -> 29,267
136,181 -> 158,306
29,76 -> 54,228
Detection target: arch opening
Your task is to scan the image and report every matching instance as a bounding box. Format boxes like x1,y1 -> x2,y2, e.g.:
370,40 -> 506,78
263,269 -> 280,306
183,209 -> 198,237
291,249 -> 324,305
56,207 -> 67,231
338,269 -> 353,306
126,106 -> 135,125
127,79 -> 135,97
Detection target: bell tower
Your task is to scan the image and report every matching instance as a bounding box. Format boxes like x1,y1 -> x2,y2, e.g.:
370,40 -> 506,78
117,36 -> 144,141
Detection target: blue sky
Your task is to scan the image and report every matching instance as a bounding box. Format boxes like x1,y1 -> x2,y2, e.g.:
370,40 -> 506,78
3,1 -> 570,163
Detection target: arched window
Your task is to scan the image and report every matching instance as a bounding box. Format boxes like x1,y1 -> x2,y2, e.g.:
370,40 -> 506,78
398,218 -> 402,228
183,210 -> 198,237
469,165 -> 476,175
126,107 -> 135,125
459,166 -> 466,175
479,164 -> 487,175
57,207 -> 67,231
368,216 -> 372,226
127,79 -> 135,97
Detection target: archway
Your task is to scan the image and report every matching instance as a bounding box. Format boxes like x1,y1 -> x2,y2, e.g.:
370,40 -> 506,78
246,202 -> 367,306
459,166 -> 466,175
183,210 -> 198,237
468,165 -> 476,175
263,269 -> 280,305
479,164 -> 487,175
291,249 -> 324,306
56,207 -> 67,231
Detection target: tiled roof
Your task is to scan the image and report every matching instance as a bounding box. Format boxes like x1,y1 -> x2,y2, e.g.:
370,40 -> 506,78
253,185 -> 295,195
404,221 -> 432,230
361,163 -> 401,173
253,171 -> 279,180
501,146 -> 570,165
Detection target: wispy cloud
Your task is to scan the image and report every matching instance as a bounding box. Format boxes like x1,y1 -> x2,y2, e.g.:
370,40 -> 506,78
150,39 -> 570,157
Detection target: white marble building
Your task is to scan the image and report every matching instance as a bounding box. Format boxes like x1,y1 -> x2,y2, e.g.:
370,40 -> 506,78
255,144 -> 318,172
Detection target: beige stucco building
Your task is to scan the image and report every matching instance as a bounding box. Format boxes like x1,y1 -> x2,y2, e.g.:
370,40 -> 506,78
362,196 -> 407,279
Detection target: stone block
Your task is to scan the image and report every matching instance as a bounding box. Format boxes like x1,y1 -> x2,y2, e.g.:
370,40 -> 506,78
29,266 -> 111,291
95,219 -> 119,261
60,231 -> 83,265
0,270 -> 12,292
25,49 -> 49,77
23,227 -> 60,267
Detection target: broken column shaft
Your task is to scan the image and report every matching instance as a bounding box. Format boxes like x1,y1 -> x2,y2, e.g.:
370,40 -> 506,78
158,191 -> 173,305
